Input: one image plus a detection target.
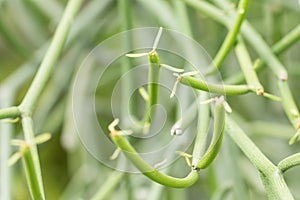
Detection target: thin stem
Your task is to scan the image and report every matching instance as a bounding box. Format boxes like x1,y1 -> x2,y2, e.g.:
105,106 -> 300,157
196,97 -> 225,169
225,24 -> 300,85
118,0 -> 133,125
277,81 -> 300,130
19,0 -> 83,113
91,171 -> 125,200
278,153 -> 300,173
179,75 -> 253,95
21,116 -> 45,200
192,92 -> 210,166
225,116 -> 294,199
272,24 -> 300,55
13,0 -> 83,199
0,13 -> 30,58
234,38 -> 263,92
110,131 -> 198,188
184,0 -> 300,139
214,0 -> 288,79
0,106 -> 21,120
207,0 -> 250,75
0,94 -> 13,200
225,115 -> 275,174
184,0 -> 288,80
142,50 -> 161,128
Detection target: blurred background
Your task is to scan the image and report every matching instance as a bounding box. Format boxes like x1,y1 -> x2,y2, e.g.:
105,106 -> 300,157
0,0 -> 300,199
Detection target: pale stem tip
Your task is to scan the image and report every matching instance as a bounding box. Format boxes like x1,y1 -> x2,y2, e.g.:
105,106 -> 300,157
126,53 -> 148,58
160,63 -> 184,73
170,79 -> 180,98
153,27 -> 163,50
109,118 -> 119,132
138,87 -> 149,101
110,148 -> 121,160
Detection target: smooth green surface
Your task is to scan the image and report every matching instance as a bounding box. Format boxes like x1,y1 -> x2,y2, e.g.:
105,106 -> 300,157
180,75 -> 252,95
111,133 -> 199,188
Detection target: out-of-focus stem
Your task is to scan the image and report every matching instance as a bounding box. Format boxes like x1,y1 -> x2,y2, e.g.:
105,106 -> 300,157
207,0 -> 250,74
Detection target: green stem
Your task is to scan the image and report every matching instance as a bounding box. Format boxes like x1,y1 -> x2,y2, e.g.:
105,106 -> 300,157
118,0 -> 133,124
21,116 -> 45,200
142,51 -> 161,128
196,98 -> 225,169
0,106 -> 21,120
278,153 -> 300,173
192,92 -> 210,166
91,171 -> 125,200
19,0 -> 83,113
214,0 -> 288,79
272,24 -> 300,55
225,115 -> 294,199
184,0 -> 288,80
184,0 -> 300,139
179,75 -> 253,95
110,132 -> 198,188
0,94 -> 13,200
225,115 -> 275,173
277,81 -> 300,130
14,0 -> 83,199
207,0 -> 250,74
0,13 -> 30,58
226,24 -> 300,85
234,38 -> 263,91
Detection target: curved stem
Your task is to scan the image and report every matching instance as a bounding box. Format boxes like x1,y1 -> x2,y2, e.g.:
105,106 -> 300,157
179,75 -> 253,95
184,0 -> 300,141
110,132 -> 198,188
207,0 -> 250,74
196,98 -> 225,169
278,153 -> 300,173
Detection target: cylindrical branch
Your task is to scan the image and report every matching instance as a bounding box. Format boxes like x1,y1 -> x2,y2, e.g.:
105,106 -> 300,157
234,38 -> 263,92
277,81 -> 300,144
0,106 -> 21,120
21,116 -> 45,200
207,0 -> 251,75
194,96 -> 226,169
191,93 -> 210,165
278,153 -> 300,173
142,50 -> 161,126
225,24 -> 300,85
178,75 -> 253,95
225,116 -> 294,199
110,130 -> 198,188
